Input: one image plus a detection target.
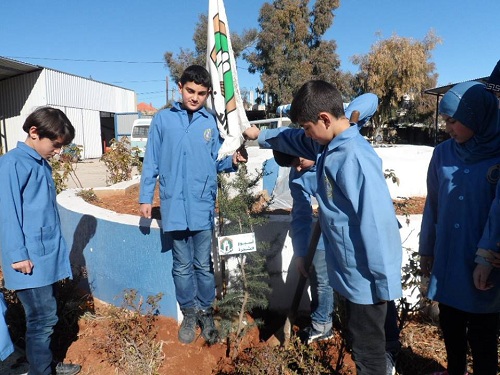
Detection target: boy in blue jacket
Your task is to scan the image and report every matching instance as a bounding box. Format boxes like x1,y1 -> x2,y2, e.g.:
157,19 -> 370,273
244,80 -> 402,374
0,107 -> 81,375
139,65 -> 246,345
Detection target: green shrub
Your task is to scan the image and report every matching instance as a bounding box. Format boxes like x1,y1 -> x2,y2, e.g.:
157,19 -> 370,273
100,137 -> 142,186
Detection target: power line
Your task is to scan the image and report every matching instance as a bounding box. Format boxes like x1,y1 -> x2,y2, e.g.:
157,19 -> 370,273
6,56 -> 164,64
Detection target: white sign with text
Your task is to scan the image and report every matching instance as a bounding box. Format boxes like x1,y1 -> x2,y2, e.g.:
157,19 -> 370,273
218,232 -> 257,256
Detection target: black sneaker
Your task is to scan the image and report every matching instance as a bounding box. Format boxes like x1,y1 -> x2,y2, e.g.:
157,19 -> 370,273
299,326 -> 334,344
178,308 -> 198,344
54,362 -> 81,375
197,308 -> 219,345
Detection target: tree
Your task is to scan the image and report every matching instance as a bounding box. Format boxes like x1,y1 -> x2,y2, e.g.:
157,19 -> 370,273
164,14 -> 258,85
244,0 -> 348,111
351,30 -> 441,126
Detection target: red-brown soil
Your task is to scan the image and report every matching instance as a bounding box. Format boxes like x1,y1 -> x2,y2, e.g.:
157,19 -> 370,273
90,183 -> 426,219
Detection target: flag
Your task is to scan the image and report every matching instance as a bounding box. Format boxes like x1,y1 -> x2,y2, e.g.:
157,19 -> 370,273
206,0 -> 250,160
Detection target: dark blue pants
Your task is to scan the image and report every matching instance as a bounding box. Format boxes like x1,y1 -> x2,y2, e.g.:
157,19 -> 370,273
439,303 -> 499,375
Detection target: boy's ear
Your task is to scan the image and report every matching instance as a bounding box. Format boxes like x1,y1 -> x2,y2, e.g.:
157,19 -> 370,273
28,126 -> 39,139
177,82 -> 183,91
318,112 -> 331,128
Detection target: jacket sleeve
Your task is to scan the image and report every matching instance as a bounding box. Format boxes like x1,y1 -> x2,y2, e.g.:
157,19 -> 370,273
216,155 -> 237,173
344,93 -> 378,129
477,180 -> 500,251
139,116 -> 161,204
257,128 -> 320,161
289,172 -> 313,258
0,159 -> 30,264
419,149 -> 439,256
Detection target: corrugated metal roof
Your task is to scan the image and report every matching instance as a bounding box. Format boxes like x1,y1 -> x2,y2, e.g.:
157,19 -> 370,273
424,76 -> 489,96
0,56 -> 42,81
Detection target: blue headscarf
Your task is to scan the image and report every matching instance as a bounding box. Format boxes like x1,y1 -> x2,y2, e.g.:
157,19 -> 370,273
439,81 -> 500,163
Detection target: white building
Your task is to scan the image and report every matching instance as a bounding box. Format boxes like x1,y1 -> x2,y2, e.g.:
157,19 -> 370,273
0,56 -> 136,159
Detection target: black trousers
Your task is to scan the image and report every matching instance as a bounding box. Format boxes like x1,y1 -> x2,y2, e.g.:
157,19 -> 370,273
439,303 -> 499,375
346,300 -> 387,375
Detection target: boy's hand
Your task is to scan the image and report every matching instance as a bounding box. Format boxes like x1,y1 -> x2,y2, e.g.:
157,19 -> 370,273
488,249 -> 500,267
232,145 -> 248,165
473,263 -> 494,290
12,259 -> 34,274
476,248 -> 500,267
243,125 -> 260,141
140,203 -> 152,219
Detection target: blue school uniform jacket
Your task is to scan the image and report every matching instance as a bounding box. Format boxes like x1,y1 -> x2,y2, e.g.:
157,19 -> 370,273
0,142 -> 72,290
419,140 -> 500,313
289,166 -> 326,257
258,126 -> 403,304
139,102 -> 235,232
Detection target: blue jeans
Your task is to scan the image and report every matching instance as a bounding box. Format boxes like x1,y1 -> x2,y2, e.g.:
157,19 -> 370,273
16,284 -> 58,375
168,229 -> 215,311
309,249 -> 334,331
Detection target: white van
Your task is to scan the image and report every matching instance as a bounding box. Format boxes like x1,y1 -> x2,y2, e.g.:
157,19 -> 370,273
130,118 -> 152,158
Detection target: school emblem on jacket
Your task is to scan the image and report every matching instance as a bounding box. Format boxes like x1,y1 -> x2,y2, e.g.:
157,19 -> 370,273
204,128 -> 213,142
487,164 -> 500,184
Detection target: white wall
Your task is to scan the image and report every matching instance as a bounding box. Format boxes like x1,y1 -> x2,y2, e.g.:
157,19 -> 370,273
0,68 -> 137,158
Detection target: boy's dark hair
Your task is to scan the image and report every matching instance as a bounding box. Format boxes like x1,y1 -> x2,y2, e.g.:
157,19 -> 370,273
273,150 -> 297,167
23,107 -> 75,145
180,65 -> 212,89
290,80 -> 345,124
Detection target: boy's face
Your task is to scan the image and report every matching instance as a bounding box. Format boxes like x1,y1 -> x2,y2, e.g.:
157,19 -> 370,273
300,113 -> 334,145
441,115 -> 474,144
178,81 -> 210,112
27,127 -> 64,160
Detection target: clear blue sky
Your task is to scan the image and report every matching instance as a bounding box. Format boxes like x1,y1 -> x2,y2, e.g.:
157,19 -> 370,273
2,0 -> 499,110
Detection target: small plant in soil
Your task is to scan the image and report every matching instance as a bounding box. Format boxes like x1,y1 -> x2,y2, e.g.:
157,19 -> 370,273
75,188 -> 99,203
93,289 -> 165,375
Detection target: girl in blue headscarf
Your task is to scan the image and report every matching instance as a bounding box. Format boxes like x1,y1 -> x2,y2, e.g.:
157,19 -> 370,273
419,81 -> 500,375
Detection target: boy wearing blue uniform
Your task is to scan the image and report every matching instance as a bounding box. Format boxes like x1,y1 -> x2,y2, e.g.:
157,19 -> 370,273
139,65 -> 246,345
420,81 -> 500,375
244,80 -> 402,374
0,107 -> 81,375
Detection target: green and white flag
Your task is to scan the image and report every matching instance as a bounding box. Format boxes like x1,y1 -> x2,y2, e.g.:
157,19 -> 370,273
206,0 -> 250,160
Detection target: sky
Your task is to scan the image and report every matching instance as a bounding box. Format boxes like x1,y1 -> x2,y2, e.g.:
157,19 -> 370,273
1,0 -> 499,110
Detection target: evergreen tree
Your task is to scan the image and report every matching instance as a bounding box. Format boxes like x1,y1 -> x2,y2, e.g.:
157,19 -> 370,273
244,0 -> 351,110
216,165 -> 271,358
